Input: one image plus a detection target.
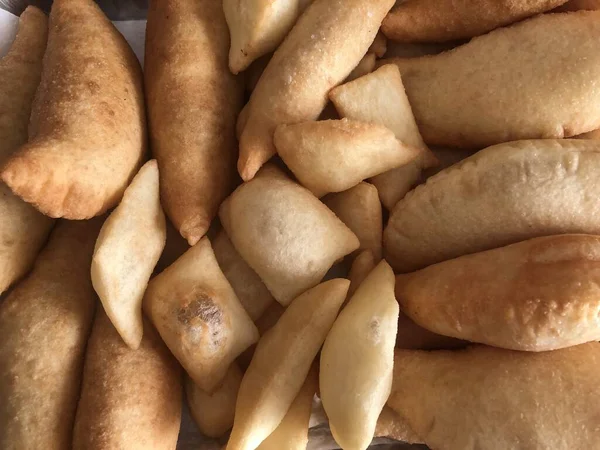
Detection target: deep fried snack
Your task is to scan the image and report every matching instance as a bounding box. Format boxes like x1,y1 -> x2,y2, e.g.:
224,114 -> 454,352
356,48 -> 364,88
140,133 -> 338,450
224,0 -> 306,74
383,12 -> 600,148
330,65 -> 437,210
143,237 -> 259,392
186,363 -> 242,438
384,140 -> 600,272
320,261 -> 398,450
345,53 -> 377,82
237,0 -> 395,181
154,219 -> 190,275
227,279 -> 349,450
375,407 -> 422,444
219,165 -> 358,306
0,6 -> 53,295
213,230 -> 274,321
72,310 -> 181,449
275,119 -> 420,197
397,234 -> 600,351
257,363 -> 318,450
382,0 -> 567,42
92,160 -> 166,349
323,183 -> 382,261
347,250 -> 377,298
0,219 -> 102,450
1,0 -> 146,219
554,0 -> 600,10
368,32 -> 387,58
145,0 -> 243,245
388,344 -> 600,450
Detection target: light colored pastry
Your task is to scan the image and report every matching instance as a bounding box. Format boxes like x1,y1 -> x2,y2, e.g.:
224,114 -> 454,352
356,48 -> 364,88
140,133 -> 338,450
384,11 -> 600,148
219,164 -> 358,306
237,0 -> 395,181
388,344 -> 600,450
384,139 -> 600,272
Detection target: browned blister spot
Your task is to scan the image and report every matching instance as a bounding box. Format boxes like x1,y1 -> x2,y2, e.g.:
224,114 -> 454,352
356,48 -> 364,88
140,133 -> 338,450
175,289 -> 225,349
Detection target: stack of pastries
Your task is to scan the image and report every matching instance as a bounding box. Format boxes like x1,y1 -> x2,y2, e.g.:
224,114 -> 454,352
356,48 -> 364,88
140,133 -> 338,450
1,1 -> 600,449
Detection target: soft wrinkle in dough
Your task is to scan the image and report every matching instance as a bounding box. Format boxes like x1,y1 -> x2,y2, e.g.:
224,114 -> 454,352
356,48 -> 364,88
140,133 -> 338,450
0,6 -> 54,295
237,0 -> 395,181
0,219 -> 102,450
143,237 -> 259,392
384,139 -> 600,272
388,344 -> 600,450
91,160 -> 166,350
383,11 -> 600,149
382,0 -> 567,42
145,0 -> 243,246
72,310 -> 182,450
1,0 -> 146,219
219,165 -> 359,306
396,234 -> 600,351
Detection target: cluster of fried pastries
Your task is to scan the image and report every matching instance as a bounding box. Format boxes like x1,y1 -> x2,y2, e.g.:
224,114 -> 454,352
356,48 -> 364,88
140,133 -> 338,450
1,1 -> 600,450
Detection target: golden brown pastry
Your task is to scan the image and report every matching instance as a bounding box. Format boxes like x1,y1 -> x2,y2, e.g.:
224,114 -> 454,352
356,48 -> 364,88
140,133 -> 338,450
384,11 -> 600,148
143,237 -> 259,392
145,0 -> 243,245
275,119 -> 420,197
213,229 -> 274,321
0,219 -> 102,450
330,65 -> 437,210
72,310 -> 181,449
554,0 -> 600,10
0,6 -> 53,295
227,279 -> 349,450
384,140 -> 600,272
375,407 -> 422,444
237,0 -> 395,181
395,312 -> 467,351
320,261 -> 398,450
1,0 -> 146,219
388,344 -> 600,450
396,234 -> 600,351
219,165 -> 358,306
382,0 -> 567,42
92,160 -> 166,349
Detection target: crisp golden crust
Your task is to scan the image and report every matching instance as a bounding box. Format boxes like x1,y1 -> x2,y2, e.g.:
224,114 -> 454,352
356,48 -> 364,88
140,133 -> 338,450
227,279 -> 349,450
144,237 -> 259,392
397,234 -> 600,351
72,311 -> 182,450
237,0 -> 395,181
145,0 -> 243,245
1,0 -> 146,219
0,219 -> 102,450
384,140 -> 600,272
389,344 -> 600,450
320,262 -> 398,450
323,183 -> 383,261
213,230 -> 274,321
0,7 -> 53,295
375,407 -> 422,444
186,363 -> 242,438
91,160 -> 167,349
219,165 -> 359,306
385,12 -> 600,149
382,0 -> 567,42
